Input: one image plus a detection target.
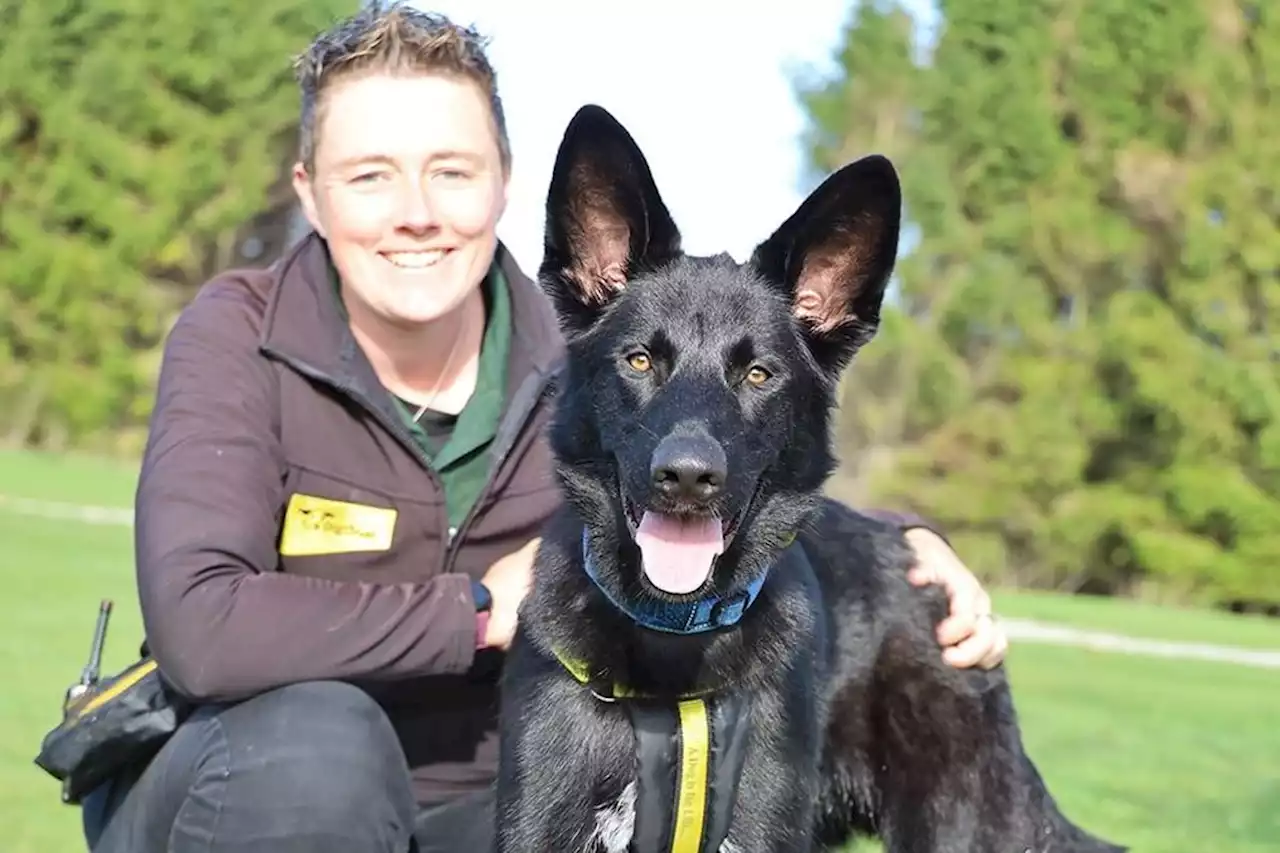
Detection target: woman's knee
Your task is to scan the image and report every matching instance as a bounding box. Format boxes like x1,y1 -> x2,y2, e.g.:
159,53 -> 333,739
203,681 -> 415,845
220,680 -> 413,797
90,680 -> 416,852
225,680 -> 400,750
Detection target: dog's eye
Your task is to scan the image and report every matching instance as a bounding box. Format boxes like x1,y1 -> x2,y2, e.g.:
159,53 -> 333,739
625,352 -> 652,373
745,365 -> 772,386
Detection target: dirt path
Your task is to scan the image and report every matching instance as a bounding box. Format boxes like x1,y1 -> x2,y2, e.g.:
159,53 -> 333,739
1000,617 -> 1280,670
5,494 -> 1279,670
0,493 -> 134,526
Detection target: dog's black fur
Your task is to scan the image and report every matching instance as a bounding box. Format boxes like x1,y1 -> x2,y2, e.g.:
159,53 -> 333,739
495,104 -> 1126,853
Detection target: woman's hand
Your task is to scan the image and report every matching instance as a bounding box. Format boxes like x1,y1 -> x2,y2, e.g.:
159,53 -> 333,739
904,528 -> 1008,670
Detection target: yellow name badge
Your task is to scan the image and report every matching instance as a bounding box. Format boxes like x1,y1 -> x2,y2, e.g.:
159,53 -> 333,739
278,493 -> 397,557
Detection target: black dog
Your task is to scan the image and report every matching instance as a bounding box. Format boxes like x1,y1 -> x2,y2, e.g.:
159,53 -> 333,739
495,104 -> 1125,853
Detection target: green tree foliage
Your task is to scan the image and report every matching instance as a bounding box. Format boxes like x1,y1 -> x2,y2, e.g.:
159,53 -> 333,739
799,0 -> 1279,608
0,0 -> 349,450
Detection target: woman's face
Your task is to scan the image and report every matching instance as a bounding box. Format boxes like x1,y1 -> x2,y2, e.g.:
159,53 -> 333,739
293,72 -> 508,328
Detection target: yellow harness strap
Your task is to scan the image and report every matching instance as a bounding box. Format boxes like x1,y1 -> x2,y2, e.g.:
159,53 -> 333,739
671,698 -> 711,853
549,649 -> 741,853
550,648 -> 639,700
549,648 -> 722,702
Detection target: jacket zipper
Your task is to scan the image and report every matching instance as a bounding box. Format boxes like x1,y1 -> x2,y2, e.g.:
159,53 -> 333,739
267,348 -> 561,575
441,367 -> 560,574
264,352 -> 443,482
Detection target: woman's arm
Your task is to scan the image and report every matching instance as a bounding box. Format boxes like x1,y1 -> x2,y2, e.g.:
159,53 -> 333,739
135,280 -> 480,703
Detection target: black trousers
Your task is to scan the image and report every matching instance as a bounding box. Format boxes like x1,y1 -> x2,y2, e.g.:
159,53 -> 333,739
81,680 -> 495,853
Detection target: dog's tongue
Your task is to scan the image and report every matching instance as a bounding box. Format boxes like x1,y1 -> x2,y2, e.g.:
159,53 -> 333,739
635,512 -> 724,594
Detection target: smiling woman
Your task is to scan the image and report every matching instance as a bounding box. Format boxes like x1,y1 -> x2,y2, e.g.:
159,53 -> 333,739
291,40 -> 511,415
80,7 -> 568,852
76,4 -> 1009,853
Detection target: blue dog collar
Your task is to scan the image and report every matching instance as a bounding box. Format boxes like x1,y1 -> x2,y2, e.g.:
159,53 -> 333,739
580,528 -> 772,634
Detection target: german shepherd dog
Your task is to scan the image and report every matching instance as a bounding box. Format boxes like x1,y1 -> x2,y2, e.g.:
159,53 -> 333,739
495,105 -> 1125,853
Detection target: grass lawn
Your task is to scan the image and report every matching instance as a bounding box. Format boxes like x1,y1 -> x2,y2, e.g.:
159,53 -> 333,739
0,448 -> 140,507
2,449 -> 1278,852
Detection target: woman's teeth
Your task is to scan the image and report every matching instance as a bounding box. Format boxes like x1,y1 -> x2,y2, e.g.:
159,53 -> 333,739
383,249 -> 448,269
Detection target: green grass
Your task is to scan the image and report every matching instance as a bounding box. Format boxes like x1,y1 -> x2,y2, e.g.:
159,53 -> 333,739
0,447 -> 139,506
0,513 -> 142,853
1,449 -> 1278,852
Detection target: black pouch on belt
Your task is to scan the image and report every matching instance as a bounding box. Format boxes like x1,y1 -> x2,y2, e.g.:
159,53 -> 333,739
33,600 -> 191,805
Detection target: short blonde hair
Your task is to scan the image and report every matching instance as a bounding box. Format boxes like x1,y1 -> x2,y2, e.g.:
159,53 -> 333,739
293,2 -> 510,170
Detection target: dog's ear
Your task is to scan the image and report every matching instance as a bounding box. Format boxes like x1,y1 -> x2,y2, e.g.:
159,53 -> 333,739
751,154 -> 901,374
540,104 -> 682,336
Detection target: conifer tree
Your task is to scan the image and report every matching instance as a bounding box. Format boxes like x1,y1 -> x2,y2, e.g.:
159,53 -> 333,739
798,0 -> 1279,607
0,0 -> 349,448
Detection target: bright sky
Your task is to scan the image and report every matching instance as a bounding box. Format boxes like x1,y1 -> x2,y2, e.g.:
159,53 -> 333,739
413,0 -> 938,274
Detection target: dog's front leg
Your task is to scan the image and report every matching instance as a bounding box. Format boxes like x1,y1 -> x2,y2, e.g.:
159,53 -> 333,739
718,685 -> 824,853
496,639 -> 637,853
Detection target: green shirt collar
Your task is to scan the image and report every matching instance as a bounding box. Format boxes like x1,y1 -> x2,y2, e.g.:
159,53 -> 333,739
424,264 -> 510,470
328,259 -> 512,471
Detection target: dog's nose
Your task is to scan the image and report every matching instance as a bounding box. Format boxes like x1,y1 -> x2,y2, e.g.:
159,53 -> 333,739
650,433 -> 727,502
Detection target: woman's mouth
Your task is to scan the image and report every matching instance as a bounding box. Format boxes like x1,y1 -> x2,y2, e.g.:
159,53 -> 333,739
381,248 -> 451,269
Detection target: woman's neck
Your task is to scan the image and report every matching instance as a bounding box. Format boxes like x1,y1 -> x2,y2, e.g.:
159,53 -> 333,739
347,287 -> 487,416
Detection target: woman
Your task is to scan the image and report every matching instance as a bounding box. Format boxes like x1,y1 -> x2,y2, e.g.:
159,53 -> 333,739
85,5 -> 1006,852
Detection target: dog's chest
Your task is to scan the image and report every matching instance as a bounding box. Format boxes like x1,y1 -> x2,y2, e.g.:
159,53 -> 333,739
589,781 -> 636,853
587,784 -> 741,853
585,694 -> 753,853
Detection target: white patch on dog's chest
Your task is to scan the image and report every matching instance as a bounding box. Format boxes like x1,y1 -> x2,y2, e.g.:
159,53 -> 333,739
589,781 -> 636,853
586,781 -> 740,853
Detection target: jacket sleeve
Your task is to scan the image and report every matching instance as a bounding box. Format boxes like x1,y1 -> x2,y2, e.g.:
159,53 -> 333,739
134,281 -> 479,703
